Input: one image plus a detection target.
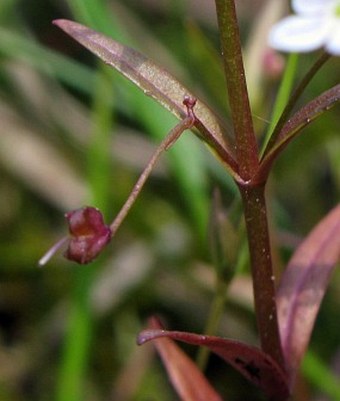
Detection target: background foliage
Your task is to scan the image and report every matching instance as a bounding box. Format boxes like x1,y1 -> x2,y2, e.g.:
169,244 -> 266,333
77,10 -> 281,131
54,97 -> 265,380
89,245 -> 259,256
0,1 -> 339,400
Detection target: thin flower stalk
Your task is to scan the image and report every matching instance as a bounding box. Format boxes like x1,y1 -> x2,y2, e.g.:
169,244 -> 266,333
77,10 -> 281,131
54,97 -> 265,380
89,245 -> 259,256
110,97 -> 197,235
39,97 -> 198,266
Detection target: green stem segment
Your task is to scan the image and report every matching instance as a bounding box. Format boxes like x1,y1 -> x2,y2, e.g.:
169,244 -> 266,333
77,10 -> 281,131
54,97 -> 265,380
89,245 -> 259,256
261,53 -> 299,156
262,51 -> 331,158
215,0 -> 259,180
196,279 -> 229,370
56,266 -> 95,401
56,64 -> 114,401
239,184 -> 284,368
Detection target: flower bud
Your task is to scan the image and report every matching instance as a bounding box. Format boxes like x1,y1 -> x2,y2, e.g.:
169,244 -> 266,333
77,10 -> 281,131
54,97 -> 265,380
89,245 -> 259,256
64,207 -> 112,264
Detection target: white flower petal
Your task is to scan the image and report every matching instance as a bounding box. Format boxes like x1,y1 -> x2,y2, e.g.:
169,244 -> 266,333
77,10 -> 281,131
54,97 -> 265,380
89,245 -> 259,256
292,0 -> 333,16
268,16 -> 330,52
326,23 -> 340,55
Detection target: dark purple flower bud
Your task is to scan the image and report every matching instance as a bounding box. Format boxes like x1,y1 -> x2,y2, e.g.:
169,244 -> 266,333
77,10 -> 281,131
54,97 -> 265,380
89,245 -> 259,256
64,206 -> 112,264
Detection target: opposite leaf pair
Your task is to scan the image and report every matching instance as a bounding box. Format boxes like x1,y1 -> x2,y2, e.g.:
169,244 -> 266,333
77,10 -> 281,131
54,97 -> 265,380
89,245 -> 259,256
52,19 -> 340,187
42,5 -> 340,400
138,205 -> 340,400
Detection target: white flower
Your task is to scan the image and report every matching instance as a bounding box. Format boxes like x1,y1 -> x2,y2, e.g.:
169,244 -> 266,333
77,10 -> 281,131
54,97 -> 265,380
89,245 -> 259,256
268,0 -> 340,55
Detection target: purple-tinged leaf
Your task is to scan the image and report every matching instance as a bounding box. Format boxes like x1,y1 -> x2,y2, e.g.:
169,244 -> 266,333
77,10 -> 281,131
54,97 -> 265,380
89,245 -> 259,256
277,205 -> 340,388
138,320 -> 289,401
53,19 -> 239,179
139,317 -> 223,401
254,84 -> 340,183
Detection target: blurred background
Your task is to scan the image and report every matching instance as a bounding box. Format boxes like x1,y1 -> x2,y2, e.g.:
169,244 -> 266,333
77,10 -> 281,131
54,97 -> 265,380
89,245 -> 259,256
0,1 -> 339,400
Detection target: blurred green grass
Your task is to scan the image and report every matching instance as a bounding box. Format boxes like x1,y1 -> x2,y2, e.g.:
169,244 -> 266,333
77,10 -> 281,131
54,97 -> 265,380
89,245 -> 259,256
0,1 -> 339,401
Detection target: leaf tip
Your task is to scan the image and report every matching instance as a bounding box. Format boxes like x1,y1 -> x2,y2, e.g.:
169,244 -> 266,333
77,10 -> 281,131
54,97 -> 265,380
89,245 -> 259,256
137,329 -> 167,346
52,18 -> 69,28
52,19 -> 80,35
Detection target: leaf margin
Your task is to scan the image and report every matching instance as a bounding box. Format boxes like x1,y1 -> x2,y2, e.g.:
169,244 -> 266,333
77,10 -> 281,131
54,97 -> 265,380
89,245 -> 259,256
277,204 -> 340,387
254,84 -> 340,183
53,19 -> 240,180
138,322 -> 290,401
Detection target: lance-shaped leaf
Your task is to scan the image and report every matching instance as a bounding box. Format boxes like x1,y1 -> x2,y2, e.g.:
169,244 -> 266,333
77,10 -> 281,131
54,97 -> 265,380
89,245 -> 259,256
254,84 -> 340,183
277,204 -> 340,388
142,317 -> 223,401
138,322 -> 289,401
53,19 -> 239,179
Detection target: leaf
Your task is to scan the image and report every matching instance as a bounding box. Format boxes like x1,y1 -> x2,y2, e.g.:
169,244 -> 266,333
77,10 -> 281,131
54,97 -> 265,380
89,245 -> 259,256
53,19 -> 239,178
254,84 -> 340,183
138,321 -> 289,401
261,52 -> 331,160
141,317 -> 223,401
277,205 -> 340,387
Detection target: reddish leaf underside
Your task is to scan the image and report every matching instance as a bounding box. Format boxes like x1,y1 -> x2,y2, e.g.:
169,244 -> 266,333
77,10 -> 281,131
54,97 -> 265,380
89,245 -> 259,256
53,19 -> 240,179
255,84 -> 340,183
277,204 -> 340,387
141,317 -> 223,401
138,319 -> 289,401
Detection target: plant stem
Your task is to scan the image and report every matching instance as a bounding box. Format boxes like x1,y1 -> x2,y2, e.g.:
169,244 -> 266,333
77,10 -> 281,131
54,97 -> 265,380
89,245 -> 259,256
110,98 -> 197,236
196,279 -> 228,370
215,0 -> 259,180
238,183 -> 284,368
56,265 -> 95,401
215,0 -> 284,368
